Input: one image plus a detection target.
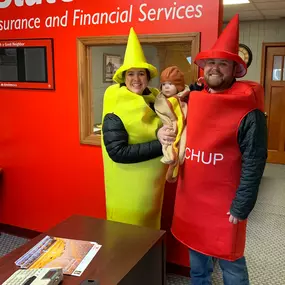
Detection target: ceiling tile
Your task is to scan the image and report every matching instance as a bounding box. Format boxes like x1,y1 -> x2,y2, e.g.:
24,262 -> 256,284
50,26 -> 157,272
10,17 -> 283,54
224,3 -> 256,11
224,16 -> 264,22
251,0 -> 285,3
255,2 -> 285,9
224,9 -> 263,19
261,8 -> 285,16
264,15 -> 284,19
223,0 -> 285,21
239,16 -> 265,21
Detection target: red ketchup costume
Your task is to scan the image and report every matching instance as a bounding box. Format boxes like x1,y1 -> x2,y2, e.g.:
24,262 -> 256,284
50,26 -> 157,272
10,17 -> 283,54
171,14 -> 264,261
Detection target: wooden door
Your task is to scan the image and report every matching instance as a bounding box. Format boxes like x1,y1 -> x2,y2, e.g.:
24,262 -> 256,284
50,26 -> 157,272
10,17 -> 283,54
264,45 -> 285,164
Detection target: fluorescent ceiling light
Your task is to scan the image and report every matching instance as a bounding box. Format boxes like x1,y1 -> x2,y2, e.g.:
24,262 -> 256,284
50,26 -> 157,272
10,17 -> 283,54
224,0 -> 250,4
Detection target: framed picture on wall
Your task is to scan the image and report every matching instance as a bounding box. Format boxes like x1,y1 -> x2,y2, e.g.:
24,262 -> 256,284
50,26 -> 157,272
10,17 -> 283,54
103,53 -> 122,83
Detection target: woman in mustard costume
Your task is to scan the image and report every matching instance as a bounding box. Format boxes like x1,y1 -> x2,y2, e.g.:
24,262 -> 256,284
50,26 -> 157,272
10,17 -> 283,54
101,27 -> 175,229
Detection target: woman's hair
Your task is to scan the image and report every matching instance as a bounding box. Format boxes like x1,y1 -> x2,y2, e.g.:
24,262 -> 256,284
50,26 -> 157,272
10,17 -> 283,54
122,69 -> 151,81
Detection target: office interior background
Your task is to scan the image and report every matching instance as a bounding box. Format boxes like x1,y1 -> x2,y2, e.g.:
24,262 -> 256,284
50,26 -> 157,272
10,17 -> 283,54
0,0 -> 285,284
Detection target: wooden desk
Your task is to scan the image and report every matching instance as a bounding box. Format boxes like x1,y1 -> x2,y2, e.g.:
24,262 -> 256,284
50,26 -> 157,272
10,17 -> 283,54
0,215 -> 166,285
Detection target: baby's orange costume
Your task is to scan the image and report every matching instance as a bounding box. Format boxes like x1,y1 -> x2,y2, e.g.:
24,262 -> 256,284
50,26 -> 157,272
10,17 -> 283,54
154,66 -> 189,182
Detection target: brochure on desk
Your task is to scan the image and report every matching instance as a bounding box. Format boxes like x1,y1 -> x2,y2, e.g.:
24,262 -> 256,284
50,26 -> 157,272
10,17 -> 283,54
15,235 -> 102,277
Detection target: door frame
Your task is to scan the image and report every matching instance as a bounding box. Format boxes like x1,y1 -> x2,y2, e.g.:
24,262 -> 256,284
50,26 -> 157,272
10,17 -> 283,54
260,42 -> 285,87
260,42 -> 285,114
260,42 -> 285,164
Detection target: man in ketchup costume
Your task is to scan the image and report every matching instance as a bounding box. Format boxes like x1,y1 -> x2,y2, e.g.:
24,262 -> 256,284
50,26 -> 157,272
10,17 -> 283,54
171,14 -> 267,285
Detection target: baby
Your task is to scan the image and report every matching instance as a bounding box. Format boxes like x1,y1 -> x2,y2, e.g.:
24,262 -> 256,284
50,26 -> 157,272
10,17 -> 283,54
154,66 -> 189,183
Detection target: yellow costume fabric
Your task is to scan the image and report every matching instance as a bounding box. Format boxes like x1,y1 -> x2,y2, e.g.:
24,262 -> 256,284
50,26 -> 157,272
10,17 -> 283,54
102,84 -> 167,229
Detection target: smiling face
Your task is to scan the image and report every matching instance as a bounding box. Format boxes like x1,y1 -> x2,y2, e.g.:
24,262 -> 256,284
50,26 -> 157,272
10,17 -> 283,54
204,59 -> 236,92
125,68 -> 149,95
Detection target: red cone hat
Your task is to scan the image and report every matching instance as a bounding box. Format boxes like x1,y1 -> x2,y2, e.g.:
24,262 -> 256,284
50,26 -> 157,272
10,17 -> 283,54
194,14 -> 247,78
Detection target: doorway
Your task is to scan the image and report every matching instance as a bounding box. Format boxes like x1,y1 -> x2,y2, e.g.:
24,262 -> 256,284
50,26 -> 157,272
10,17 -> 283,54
261,43 -> 285,164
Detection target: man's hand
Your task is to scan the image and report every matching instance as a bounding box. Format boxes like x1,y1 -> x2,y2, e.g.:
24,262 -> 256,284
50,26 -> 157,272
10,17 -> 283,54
197,77 -> 204,86
157,126 -> 176,145
227,212 -> 241,224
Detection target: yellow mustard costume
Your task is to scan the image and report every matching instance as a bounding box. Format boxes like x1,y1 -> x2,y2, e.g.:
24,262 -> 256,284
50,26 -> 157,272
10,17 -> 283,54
101,28 -> 166,229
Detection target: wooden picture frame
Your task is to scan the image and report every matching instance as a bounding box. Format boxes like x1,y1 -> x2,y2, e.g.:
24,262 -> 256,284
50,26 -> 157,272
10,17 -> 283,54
103,53 -> 122,83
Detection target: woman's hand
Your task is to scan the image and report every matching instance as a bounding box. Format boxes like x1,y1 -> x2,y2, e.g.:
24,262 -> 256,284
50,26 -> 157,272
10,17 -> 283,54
157,126 -> 176,145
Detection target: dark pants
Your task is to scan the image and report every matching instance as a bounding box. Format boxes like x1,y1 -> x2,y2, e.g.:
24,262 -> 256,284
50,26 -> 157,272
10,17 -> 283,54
189,249 -> 250,285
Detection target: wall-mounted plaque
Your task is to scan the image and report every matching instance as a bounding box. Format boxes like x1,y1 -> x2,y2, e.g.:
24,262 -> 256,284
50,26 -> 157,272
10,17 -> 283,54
0,38 -> 55,90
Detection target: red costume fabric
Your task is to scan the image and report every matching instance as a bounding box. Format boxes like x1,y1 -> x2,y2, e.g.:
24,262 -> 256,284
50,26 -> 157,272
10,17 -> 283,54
171,82 -> 264,261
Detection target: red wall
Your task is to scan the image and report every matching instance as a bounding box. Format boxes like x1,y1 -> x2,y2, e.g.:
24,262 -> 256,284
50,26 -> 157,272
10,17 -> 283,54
0,0 -> 222,267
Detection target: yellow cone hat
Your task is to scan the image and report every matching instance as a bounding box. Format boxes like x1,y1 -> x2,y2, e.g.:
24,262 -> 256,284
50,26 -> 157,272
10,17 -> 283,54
112,27 -> 158,83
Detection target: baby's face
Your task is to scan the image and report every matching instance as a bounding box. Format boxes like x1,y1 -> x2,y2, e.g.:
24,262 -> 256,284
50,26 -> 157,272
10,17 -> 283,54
161,82 -> 177,97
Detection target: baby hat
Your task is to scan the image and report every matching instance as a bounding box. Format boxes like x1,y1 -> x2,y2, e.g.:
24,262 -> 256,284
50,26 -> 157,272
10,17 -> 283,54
160,66 -> 185,92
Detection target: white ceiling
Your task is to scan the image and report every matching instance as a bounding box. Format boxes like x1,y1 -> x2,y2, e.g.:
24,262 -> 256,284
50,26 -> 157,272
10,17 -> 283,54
224,0 -> 285,22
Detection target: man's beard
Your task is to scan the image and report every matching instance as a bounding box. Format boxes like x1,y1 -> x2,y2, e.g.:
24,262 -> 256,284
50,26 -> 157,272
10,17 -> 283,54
204,74 -> 235,91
